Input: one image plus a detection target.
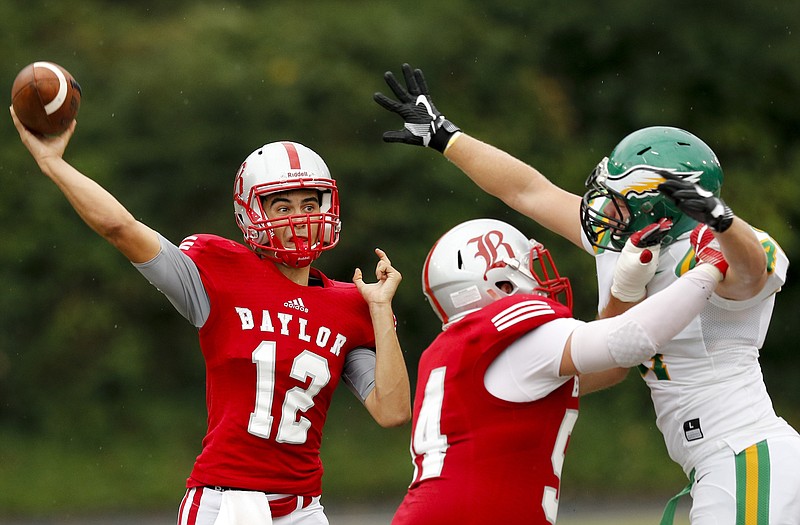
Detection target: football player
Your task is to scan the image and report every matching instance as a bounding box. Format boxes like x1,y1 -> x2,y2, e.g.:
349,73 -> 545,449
392,217 -> 724,524
374,63 -> 800,524
10,108 -> 411,525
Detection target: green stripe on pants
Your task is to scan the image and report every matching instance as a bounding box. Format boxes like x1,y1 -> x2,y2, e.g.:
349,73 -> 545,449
735,440 -> 771,525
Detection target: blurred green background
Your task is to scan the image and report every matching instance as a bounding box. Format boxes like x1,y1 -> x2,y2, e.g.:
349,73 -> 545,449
1,0 -> 798,519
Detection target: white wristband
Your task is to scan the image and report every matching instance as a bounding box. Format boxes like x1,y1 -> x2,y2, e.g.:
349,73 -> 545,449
692,262 -> 724,283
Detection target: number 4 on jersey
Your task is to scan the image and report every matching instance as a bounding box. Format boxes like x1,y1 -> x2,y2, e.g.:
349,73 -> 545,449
410,366 -> 578,525
411,367 -> 449,482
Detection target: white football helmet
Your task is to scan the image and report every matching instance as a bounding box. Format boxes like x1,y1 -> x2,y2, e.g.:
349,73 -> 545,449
422,218 -> 572,328
233,141 -> 341,268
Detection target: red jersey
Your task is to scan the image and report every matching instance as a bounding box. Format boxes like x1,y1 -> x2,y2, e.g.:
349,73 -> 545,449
179,234 -> 375,496
393,295 -> 579,525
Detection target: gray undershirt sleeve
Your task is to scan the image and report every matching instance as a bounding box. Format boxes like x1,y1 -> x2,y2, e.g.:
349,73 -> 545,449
342,347 -> 377,403
132,233 -> 210,328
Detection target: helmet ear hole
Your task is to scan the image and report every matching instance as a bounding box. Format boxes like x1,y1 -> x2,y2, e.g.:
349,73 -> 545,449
495,281 -> 514,294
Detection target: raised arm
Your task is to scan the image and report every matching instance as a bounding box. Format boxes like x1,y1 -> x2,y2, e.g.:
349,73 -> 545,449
374,63 -> 584,248
710,218 -> 768,299
352,248 -> 411,427
443,134 -> 584,247
10,106 -> 160,263
658,172 -> 768,300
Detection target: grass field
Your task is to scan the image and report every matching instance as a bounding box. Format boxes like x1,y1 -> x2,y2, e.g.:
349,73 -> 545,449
325,502 -> 692,525
0,501 -> 689,525
327,502 -> 693,525
0,502 -> 692,525
557,504 -> 691,525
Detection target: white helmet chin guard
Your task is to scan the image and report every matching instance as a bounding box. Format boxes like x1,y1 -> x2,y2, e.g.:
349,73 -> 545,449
233,141 -> 341,268
422,218 -> 572,328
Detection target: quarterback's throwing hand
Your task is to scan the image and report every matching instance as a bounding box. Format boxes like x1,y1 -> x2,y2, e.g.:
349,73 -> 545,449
10,105 -> 76,165
353,248 -> 402,306
373,63 -> 461,153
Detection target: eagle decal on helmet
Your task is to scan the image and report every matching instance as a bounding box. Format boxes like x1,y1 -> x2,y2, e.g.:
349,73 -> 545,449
580,126 -> 724,252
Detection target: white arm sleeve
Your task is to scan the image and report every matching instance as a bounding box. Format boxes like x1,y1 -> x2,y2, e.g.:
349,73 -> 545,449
570,265 -> 720,373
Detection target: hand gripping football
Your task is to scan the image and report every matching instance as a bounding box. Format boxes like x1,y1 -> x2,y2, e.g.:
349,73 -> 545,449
11,61 -> 82,135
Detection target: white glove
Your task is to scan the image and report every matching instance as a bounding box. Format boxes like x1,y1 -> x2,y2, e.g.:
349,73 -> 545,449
610,218 -> 672,302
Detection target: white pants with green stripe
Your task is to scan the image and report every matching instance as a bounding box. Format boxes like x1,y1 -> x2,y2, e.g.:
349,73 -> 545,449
687,435 -> 800,524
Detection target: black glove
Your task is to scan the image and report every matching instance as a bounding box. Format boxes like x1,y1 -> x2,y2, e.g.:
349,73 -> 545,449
657,171 -> 734,232
373,63 -> 461,153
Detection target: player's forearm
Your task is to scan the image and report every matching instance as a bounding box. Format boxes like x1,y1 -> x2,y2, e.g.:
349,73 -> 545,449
366,305 -> 411,427
445,134 -> 535,203
567,265 -> 720,375
599,295 -> 637,319
445,134 -> 584,246
576,367 -> 629,396
39,156 -> 160,263
715,217 -> 768,300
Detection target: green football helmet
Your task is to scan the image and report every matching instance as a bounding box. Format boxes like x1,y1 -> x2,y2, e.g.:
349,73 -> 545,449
580,126 -> 724,251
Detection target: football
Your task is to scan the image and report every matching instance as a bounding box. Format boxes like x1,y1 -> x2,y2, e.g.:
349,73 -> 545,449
11,61 -> 82,135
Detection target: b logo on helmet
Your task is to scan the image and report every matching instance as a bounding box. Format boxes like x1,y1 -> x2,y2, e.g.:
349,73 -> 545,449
468,230 -> 515,281
233,161 -> 246,200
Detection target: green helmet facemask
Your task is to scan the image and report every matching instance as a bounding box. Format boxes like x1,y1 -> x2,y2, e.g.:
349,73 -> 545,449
580,126 -> 724,252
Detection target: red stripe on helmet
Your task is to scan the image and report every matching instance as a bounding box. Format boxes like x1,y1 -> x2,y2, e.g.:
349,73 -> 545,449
422,238 -> 448,325
282,142 -> 302,170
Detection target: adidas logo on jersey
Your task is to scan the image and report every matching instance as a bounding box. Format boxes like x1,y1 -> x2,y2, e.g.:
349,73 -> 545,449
284,298 -> 309,313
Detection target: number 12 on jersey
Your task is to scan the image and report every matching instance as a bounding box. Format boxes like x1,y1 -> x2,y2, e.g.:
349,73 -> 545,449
248,341 -> 331,444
